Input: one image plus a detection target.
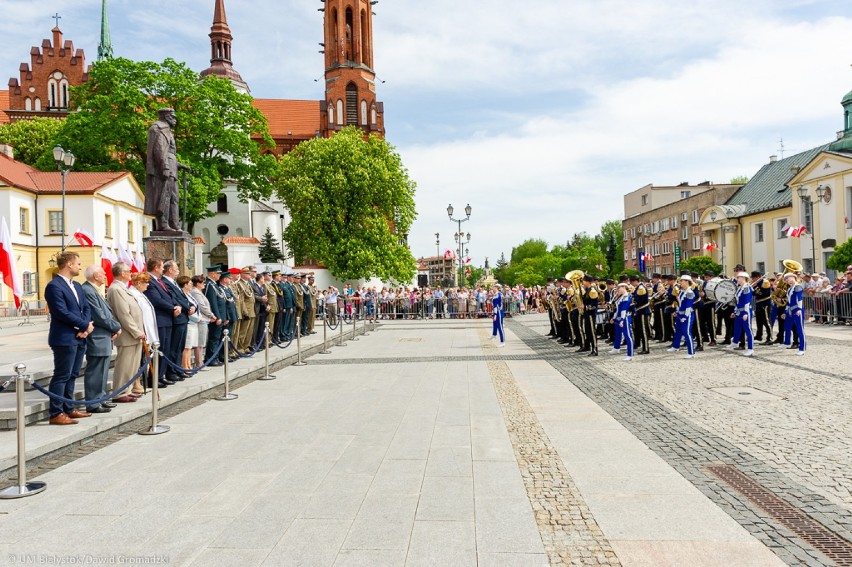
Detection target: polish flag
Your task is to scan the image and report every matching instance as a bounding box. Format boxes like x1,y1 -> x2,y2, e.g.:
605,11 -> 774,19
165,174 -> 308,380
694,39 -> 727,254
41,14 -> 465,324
786,225 -> 807,238
465,257 -> 471,264
595,264 -> 604,271
116,241 -> 134,267
72,228 -> 94,247
133,250 -> 145,273
0,217 -> 23,308
704,242 -> 716,251
101,243 -> 117,286
645,251 -> 653,261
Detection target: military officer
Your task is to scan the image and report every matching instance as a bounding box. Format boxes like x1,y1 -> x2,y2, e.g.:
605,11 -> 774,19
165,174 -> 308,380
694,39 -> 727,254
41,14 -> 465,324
218,270 -> 239,360
293,273 -> 306,336
751,270 -> 772,344
234,266 -> 256,354
306,275 -> 318,334
264,272 -> 280,344
203,264 -> 226,365
281,271 -> 297,340
251,270 -> 269,346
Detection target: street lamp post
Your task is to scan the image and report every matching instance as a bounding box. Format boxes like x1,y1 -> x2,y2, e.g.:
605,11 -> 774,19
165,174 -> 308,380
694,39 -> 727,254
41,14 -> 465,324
52,146 -> 76,252
447,204 -> 472,287
435,233 -> 440,284
797,185 -> 827,272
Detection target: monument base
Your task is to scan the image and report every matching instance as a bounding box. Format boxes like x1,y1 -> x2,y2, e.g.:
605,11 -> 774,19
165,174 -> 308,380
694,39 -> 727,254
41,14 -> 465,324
144,232 -> 196,276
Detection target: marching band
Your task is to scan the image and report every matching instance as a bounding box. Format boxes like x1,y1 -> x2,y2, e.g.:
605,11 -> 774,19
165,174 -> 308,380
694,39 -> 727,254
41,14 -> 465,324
543,259 -> 809,360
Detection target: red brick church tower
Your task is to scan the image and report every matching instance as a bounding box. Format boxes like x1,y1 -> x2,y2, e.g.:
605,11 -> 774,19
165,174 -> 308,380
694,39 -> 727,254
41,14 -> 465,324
320,0 -> 384,137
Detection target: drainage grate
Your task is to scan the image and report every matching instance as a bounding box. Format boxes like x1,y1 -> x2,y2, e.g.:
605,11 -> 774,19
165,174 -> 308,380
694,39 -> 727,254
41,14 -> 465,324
707,464 -> 852,565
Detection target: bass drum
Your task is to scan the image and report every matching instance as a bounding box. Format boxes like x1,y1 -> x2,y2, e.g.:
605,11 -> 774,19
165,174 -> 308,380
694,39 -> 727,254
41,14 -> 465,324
704,277 -> 736,305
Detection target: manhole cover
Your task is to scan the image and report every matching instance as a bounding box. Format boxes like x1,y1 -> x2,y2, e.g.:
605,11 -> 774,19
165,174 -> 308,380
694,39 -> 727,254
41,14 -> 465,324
709,387 -> 783,401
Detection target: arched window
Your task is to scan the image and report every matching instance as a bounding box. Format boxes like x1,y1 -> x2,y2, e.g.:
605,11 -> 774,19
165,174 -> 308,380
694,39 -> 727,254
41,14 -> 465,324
336,99 -> 344,125
360,9 -> 369,67
361,100 -> 368,125
345,7 -> 354,61
47,79 -> 57,108
327,101 -> 334,126
59,79 -> 69,108
371,105 -> 377,125
24,97 -> 32,111
345,83 -> 358,125
34,98 -> 41,111
217,194 -> 228,213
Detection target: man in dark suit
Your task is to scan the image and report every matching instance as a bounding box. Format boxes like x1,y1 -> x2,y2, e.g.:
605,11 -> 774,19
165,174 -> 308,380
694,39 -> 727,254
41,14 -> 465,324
219,271 -> 240,360
81,265 -> 122,414
162,260 -> 194,381
45,252 -> 94,425
204,265 -> 226,365
252,271 -> 269,346
144,257 -> 179,387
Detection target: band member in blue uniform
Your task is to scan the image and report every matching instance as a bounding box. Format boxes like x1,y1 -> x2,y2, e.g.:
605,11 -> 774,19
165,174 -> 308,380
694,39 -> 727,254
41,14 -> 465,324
730,271 -> 754,356
491,284 -> 505,347
609,283 -> 634,361
668,274 -> 696,358
781,273 -> 806,355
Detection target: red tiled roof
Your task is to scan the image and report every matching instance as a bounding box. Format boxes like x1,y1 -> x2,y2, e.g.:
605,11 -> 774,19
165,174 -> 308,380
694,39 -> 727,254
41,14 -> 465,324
0,153 -> 128,194
222,236 -> 260,245
193,236 -> 206,245
0,90 -> 9,124
252,99 -> 321,139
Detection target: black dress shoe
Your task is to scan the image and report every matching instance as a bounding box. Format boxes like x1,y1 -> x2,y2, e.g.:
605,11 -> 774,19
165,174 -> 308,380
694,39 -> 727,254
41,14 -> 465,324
697,346 -> 704,352
168,376 -> 186,382
102,401 -> 118,408
788,344 -> 799,349
639,350 -> 650,355
88,406 -> 112,414
587,351 -> 598,356
157,380 -> 170,388
209,361 -> 223,367
576,348 -> 589,353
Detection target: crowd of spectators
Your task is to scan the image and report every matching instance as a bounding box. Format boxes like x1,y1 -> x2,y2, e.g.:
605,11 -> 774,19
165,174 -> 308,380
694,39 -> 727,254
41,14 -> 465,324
803,266 -> 852,324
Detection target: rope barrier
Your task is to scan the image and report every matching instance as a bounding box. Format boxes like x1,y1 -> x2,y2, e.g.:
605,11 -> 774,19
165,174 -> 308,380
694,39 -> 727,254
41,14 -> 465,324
159,338 -> 225,375
325,316 -> 340,331
236,329 -> 268,359
0,379 -> 12,394
30,355 -> 154,406
274,334 -> 295,350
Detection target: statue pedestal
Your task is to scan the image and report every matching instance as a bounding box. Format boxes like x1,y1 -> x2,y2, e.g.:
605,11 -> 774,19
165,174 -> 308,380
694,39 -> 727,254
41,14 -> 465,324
144,232 -> 195,276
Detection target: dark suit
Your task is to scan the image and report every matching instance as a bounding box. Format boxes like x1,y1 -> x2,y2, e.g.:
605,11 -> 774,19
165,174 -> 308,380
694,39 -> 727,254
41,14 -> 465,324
45,275 -> 92,418
163,276 -> 191,378
144,274 -> 177,380
251,279 -> 268,345
205,278 -> 227,362
81,282 -> 120,410
222,284 -> 239,354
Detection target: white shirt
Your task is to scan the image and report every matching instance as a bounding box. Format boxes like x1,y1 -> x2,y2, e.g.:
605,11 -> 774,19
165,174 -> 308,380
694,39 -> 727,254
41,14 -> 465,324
58,274 -> 80,304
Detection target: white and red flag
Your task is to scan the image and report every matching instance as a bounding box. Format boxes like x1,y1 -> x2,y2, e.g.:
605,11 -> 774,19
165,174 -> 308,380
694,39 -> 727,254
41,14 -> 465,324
786,225 -> 807,238
0,217 -> 22,308
101,243 -> 117,286
72,228 -> 94,247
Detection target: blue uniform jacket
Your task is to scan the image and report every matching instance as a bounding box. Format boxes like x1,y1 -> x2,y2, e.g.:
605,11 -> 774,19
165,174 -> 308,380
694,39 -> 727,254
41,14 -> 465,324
615,293 -> 632,321
677,287 -> 695,316
786,284 -> 803,314
45,275 -> 92,348
734,285 -> 753,316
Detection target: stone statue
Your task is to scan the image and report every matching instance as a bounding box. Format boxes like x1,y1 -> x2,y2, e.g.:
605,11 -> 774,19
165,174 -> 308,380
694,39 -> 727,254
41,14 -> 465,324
484,256 -> 490,270
144,108 -> 189,233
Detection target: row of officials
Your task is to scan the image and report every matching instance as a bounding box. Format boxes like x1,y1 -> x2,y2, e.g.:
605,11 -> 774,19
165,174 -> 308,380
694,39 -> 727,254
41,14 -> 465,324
202,264 -> 320,364
544,264 -> 807,360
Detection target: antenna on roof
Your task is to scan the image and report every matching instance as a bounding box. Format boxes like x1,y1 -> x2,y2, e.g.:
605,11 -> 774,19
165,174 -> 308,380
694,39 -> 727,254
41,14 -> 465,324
778,136 -> 785,159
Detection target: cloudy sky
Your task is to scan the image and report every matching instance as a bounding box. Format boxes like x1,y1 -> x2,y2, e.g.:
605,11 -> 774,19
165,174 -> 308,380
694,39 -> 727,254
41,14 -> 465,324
2,0 -> 852,266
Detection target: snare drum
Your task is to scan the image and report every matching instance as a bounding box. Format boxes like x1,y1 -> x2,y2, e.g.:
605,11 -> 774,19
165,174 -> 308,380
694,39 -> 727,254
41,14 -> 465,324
704,277 -> 736,305
595,308 -> 608,325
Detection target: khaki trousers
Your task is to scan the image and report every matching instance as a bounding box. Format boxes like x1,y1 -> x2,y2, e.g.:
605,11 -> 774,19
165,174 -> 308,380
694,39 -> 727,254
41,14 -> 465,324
113,342 -> 144,395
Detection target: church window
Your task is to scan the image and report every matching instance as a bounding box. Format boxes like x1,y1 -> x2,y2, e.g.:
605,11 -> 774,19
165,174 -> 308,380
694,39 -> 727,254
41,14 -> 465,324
345,83 -> 358,125
336,100 -> 344,125
59,79 -> 69,108
127,220 -> 135,243
24,98 -> 31,111
328,101 -> 334,125
360,9 -> 369,67
34,98 -> 41,111
360,100 -> 367,125
217,194 -> 228,213
371,106 -> 377,125
47,79 -> 57,108
345,8 -> 354,61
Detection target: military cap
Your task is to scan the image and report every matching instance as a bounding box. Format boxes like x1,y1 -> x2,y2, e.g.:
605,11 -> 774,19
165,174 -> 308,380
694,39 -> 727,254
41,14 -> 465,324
583,274 -> 593,282
606,279 -> 615,285
272,270 -> 281,276
652,273 -> 661,278
219,272 -> 233,281
308,275 -> 315,279
629,274 -> 640,282
751,270 -> 761,278
704,270 -> 715,277
206,264 -> 221,273
229,267 -> 241,275
241,266 -> 252,273
248,266 -> 258,272
300,273 -> 307,279
262,271 -> 271,276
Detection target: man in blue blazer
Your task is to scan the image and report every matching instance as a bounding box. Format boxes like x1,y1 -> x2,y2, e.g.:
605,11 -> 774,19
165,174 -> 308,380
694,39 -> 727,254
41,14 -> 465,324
81,265 -> 122,413
144,257 -> 179,387
44,252 -> 94,425
162,259 -> 193,381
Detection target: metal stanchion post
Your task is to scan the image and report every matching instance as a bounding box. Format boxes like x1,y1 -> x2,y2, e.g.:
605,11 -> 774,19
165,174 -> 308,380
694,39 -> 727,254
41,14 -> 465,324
215,330 -> 238,400
350,306 -> 359,341
139,343 -> 170,435
363,309 -> 369,336
320,309 -> 331,354
259,322 -> 277,381
0,364 -> 46,499
338,312 -> 347,347
294,317 -> 307,366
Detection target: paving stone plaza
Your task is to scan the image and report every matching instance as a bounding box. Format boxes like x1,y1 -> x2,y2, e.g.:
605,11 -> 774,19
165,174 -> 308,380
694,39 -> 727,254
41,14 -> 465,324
0,314 -> 851,566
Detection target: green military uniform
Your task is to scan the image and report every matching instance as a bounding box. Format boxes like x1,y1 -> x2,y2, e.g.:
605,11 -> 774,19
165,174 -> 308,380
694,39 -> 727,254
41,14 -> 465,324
234,268 -> 255,353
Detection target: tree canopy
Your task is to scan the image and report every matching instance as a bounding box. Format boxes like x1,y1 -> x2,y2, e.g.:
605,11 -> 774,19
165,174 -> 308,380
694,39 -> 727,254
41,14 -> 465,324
679,256 -> 722,276
827,237 -> 852,272
274,127 -> 417,282
0,118 -> 63,167
40,57 -> 276,225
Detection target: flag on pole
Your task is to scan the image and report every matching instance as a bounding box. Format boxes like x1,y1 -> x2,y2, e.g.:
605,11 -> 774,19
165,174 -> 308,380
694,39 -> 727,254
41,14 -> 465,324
704,241 -> 716,251
0,217 -> 22,308
638,253 -> 646,273
72,229 -> 94,247
101,243 -> 116,286
133,249 -> 145,273
786,225 -> 807,238
116,241 -> 133,266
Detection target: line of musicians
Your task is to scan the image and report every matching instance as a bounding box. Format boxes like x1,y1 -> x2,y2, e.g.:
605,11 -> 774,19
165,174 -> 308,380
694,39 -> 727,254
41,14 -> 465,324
544,264 -> 807,360
203,265 -> 319,363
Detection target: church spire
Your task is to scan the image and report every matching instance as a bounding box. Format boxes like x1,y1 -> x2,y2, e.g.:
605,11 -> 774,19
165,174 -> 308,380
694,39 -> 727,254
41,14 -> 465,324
97,0 -> 113,60
200,0 -> 249,94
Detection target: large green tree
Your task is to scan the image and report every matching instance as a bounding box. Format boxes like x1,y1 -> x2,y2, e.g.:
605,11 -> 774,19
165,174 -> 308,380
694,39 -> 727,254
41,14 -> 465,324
827,237 -> 852,272
510,239 -> 548,264
0,118 -> 64,167
679,255 -> 722,276
274,127 -> 417,282
40,57 -> 276,225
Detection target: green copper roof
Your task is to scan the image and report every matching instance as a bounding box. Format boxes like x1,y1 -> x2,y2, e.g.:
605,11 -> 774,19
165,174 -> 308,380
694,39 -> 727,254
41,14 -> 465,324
842,90 -> 852,106
97,0 -> 113,60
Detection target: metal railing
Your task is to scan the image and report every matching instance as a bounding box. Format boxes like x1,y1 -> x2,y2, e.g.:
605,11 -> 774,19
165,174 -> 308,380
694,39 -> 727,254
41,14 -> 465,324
802,292 -> 852,326
0,300 -> 49,322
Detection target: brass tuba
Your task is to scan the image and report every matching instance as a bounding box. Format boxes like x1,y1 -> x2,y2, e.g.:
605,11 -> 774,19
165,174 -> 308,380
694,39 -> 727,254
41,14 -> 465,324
772,259 -> 803,307
565,270 -> 584,309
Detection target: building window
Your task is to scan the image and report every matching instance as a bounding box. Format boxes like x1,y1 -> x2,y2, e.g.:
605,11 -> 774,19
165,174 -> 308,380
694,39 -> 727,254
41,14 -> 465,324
345,83 -> 358,125
672,216 -> 678,229
692,235 -> 700,250
217,194 -> 228,213
336,100 -> 344,125
622,230 -> 627,241
328,101 -> 334,126
681,226 -> 688,240
777,218 -> 788,239
24,97 -> 32,111
360,100 -> 368,125
681,190 -> 691,199
624,251 -> 628,261
756,262 -> 765,274
47,79 -> 57,108
127,220 -> 134,243
19,207 -> 30,234
661,218 -> 669,231
653,242 -> 659,256
371,107 -> 377,125
681,212 -> 688,222
802,201 -> 813,234
803,258 -> 814,274
104,214 -> 113,238
59,79 -> 69,108
22,272 -> 35,296
652,221 -> 660,233
48,210 -> 63,235
637,237 -> 643,248
630,227 -> 636,239
754,223 -> 764,243
641,195 -> 648,206
692,209 -> 699,224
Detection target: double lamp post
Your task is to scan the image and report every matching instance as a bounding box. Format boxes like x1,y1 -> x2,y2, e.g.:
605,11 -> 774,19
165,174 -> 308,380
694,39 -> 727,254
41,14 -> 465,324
52,145 -> 76,252
447,203 -> 471,287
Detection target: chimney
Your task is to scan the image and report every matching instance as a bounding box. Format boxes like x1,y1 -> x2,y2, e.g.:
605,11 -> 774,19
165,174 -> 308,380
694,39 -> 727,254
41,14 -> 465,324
769,155 -> 778,163
0,144 -> 13,159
